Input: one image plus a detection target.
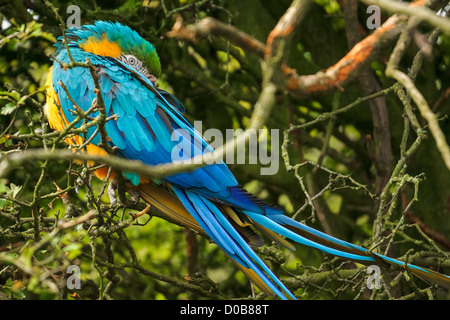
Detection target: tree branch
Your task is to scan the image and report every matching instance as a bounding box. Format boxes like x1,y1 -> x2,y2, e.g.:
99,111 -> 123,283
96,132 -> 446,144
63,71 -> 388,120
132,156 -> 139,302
167,15 -> 266,57
362,0 -> 450,34
385,20 -> 450,170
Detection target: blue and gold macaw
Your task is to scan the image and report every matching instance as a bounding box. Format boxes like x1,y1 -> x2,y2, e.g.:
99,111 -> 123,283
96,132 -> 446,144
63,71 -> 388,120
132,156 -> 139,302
45,21 -> 450,299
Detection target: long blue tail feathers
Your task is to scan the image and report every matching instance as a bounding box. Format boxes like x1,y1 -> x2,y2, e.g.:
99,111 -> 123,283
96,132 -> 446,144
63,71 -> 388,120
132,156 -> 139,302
135,182 -> 450,300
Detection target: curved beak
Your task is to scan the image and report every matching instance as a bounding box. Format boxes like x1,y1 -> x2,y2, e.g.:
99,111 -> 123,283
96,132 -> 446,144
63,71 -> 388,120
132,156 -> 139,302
148,74 -> 157,85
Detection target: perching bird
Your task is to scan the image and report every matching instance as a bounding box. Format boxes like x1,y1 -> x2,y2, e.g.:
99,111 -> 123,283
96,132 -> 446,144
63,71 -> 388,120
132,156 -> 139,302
45,21 -> 450,299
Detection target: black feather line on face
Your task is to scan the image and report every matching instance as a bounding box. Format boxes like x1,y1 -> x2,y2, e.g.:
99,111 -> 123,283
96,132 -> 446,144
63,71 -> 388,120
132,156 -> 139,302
118,54 -> 157,83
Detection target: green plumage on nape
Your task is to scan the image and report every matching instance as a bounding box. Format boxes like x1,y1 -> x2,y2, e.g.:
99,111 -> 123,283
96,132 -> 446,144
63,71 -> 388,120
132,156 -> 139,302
102,22 -> 162,78
67,20 -> 161,78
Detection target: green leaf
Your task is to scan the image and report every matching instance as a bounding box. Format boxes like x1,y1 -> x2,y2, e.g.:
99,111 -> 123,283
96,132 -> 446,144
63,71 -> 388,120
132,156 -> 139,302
0,198 -> 12,208
10,183 -> 22,198
1,102 -> 16,115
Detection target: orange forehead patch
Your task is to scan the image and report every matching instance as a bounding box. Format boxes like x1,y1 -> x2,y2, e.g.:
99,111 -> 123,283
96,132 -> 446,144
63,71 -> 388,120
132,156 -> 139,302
80,35 -> 122,58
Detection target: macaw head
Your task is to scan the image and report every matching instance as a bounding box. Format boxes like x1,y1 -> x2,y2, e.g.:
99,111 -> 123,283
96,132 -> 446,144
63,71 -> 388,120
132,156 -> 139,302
58,20 -> 161,83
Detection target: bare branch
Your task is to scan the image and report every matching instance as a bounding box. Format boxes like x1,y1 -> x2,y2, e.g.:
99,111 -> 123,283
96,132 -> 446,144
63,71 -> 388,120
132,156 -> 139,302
362,0 -> 450,34
168,16 -> 266,57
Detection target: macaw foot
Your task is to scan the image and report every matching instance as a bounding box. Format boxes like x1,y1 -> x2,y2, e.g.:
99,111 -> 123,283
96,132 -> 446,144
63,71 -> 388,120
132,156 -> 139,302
132,203 -> 151,220
129,189 -> 141,205
107,178 -> 118,205
108,177 -> 142,206
75,176 -> 84,194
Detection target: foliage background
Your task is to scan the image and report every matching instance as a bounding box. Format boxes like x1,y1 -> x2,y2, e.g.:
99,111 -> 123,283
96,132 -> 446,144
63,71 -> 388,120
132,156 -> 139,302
0,0 -> 449,300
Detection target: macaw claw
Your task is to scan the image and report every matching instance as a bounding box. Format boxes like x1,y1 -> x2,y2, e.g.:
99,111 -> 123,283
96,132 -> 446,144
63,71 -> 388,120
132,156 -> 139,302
107,178 -> 118,205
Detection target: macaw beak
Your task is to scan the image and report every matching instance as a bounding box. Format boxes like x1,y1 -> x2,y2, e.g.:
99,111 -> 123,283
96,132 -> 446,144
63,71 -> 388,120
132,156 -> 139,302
147,74 -> 157,85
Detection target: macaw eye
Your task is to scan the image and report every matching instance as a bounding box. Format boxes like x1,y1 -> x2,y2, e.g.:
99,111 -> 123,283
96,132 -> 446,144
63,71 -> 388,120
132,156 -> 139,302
119,54 -> 140,67
118,54 -> 156,83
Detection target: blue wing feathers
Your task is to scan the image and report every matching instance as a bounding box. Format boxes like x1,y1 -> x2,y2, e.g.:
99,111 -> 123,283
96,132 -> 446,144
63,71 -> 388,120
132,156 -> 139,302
104,120 -> 126,149
102,91 -> 113,113
53,50 -> 243,201
54,49 -> 359,298
111,98 -> 125,119
116,90 -> 135,116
